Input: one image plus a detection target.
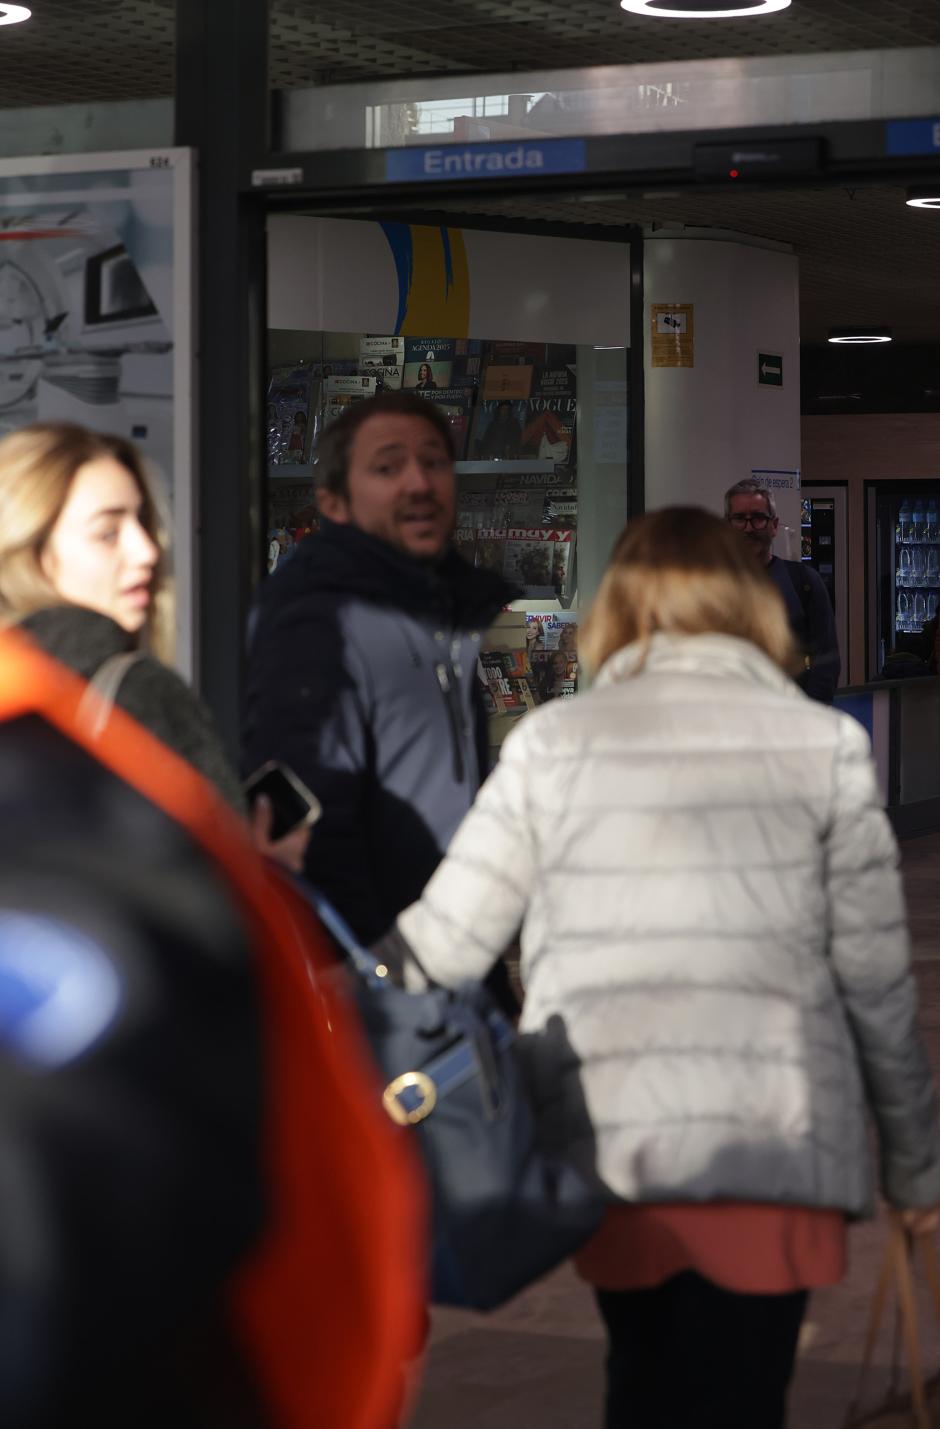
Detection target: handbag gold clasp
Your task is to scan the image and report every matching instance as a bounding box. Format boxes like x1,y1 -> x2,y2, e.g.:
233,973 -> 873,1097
382,1071 -> 437,1127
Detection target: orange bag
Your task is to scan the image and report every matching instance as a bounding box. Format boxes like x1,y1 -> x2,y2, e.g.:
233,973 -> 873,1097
0,627 -> 427,1429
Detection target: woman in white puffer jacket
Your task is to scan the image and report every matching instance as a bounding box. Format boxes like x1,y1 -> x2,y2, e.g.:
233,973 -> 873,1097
391,507 -> 940,1429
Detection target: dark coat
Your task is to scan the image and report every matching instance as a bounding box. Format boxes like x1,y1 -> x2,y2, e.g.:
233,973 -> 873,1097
242,520 -> 515,944
767,557 -> 841,704
19,606 -> 245,812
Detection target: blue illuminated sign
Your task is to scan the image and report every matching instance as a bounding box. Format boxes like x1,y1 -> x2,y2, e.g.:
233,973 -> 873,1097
886,119 -> 940,156
386,138 -> 587,184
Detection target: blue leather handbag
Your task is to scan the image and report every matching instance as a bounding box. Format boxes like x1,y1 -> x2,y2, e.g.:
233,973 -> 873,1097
312,894 -> 605,1312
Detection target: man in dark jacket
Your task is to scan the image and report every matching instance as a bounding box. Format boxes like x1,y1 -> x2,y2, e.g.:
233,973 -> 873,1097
725,479 -> 841,703
243,392 -> 515,946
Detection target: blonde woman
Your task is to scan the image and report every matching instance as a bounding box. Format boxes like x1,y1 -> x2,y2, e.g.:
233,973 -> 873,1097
0,422 -> 305,868
382,507 -> 940,1428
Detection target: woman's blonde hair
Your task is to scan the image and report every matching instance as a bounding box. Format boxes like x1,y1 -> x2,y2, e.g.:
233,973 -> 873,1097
579,506 -> 798,676
0,422 -> 173,660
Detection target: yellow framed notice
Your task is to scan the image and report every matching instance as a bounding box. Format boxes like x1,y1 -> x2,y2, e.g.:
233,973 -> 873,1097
651,303 -> 694,368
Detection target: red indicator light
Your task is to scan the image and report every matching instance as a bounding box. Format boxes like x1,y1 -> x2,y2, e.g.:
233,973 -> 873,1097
729,168 -> 740,179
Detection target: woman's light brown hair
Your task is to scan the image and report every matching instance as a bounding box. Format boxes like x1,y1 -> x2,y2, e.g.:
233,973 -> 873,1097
579,506 -> 798,676
0,422 -> 173,660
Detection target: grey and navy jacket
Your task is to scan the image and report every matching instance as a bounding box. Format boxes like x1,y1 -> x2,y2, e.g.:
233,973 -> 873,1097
242,519 -> 515,945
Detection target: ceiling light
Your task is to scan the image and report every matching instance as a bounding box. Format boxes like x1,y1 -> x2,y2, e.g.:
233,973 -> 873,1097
906,186 -> 940,210
828,327 -> 892,345
620,0 -> 790,17
0,4 -> 31,23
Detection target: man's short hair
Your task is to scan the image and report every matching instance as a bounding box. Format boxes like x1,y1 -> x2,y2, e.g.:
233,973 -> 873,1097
723,479 -> 777,521
313,392 -> 456,498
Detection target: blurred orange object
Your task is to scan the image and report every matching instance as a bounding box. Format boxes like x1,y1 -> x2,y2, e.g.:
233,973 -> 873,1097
0,626 -> 427,1429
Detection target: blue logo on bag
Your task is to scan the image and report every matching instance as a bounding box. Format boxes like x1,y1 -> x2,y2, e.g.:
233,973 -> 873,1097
0,912 -> 122,1066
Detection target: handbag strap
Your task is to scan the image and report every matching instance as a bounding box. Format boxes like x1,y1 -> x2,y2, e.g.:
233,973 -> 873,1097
892,1218 -> 930,1429
307,888 -> 389,988
846,1214 -> 939,1429
76,651 -> 144,740
308,885 -> 439,994
306,887 -> 515,1118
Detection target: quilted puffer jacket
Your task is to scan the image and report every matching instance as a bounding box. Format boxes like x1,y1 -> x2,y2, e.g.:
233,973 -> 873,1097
396,632 -> 940,1216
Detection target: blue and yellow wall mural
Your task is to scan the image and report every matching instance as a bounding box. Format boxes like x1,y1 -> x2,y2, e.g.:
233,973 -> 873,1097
380,222 -> 470,337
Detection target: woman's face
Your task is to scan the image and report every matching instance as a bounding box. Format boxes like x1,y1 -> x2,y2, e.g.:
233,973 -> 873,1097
40,456 -> 159,633
418,364 -> 431,382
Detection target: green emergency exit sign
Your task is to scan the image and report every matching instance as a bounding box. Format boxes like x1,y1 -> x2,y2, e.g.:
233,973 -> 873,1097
758,352 -> 783,387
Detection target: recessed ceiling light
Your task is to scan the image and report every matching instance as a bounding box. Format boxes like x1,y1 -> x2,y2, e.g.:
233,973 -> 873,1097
0,4 -> 31,23
620,0 -> 790,17
906,186 -> 940,210
828,327 -> 892,345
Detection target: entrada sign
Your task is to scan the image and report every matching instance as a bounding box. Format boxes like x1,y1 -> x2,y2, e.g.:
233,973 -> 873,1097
386,138 -> 588,184
886,119 -> 940,156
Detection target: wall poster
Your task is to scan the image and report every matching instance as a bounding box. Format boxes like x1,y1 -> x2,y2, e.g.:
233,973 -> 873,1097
651,302 -> 694,368
0,149 -> 196,676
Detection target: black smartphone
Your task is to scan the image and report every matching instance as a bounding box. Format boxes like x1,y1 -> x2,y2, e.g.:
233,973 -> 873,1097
243,761 -> 322,840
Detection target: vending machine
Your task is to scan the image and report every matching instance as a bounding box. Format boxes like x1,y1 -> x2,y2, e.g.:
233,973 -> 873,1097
868,479 -> 940,679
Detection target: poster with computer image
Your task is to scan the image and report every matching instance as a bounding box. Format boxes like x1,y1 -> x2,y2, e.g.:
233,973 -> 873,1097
0,148 -> 195,674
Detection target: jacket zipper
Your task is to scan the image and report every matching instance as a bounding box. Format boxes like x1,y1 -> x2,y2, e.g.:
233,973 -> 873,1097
435,660 -> 466,785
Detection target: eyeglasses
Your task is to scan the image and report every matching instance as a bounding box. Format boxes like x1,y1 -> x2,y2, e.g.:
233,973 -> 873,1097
729,511 -> 773,531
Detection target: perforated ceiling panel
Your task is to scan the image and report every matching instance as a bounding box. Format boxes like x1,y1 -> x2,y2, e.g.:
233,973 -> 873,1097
0,0 -> 175,104
393,183 -> 940,343
2,0 -> 940,105
269,0 -> 940,88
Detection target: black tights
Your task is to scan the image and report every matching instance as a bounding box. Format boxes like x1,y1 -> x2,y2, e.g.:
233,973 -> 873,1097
596,1272 -> 808,1429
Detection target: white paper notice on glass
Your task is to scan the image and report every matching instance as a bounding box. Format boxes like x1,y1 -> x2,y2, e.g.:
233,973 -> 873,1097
594,380 -> 628,465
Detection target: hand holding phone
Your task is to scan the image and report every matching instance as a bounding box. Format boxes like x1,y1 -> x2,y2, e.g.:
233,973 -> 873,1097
243,761 -> 322,842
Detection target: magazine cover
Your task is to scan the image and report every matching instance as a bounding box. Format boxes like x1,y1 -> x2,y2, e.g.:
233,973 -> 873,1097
503,528 -> 575,598
519,364 -> 577,467
495,469 -> 573,490
267,365 -> 316,465
310,359 -> 360,381
455,488 -> 498,531
474,530 -> 508,581
266,479 -> 319,571
322,373 -> 377,427
530,649 -> 578,702
470,399 -> 527,461
483,339 -> 547,365
418,385 -> 476,460
543,489 -> 578,528
453,527 -> 479,567
478,651 -> 512,716
360,335 -> 404,391
403,337 -> 455,390
502,531 -> 553,593
360,362 -> 403,392
482,363 -> 535,401
360,335 -> 404,364
492,488 -> 547,528
526,611 -> 579,652
452,338 -> 483,389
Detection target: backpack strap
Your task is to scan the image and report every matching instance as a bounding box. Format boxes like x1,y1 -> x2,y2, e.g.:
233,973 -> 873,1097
76,651 -> 145,739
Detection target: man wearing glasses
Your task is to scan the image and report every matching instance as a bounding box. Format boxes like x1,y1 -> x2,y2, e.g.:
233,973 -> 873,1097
725,479 -> 840,703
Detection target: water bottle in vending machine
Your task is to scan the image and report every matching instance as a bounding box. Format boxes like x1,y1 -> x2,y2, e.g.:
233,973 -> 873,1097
900,547 -> 913,586
899,498 -> 912,542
